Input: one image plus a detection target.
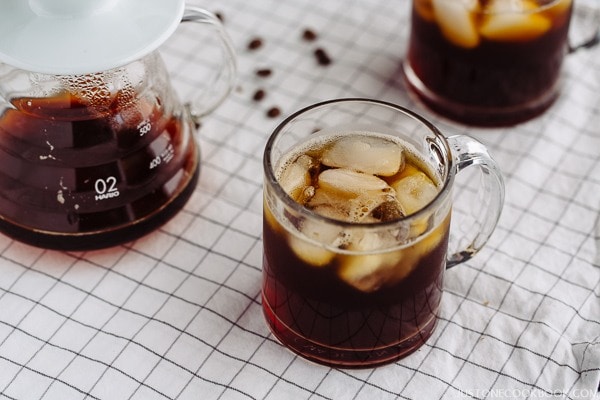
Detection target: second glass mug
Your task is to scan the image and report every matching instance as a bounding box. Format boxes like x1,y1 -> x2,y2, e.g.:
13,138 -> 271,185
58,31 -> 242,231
262,99 -> 505,368
403,0 -> 600,126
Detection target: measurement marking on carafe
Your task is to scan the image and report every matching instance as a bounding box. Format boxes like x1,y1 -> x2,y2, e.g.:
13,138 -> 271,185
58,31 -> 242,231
149,143 -> 175,170
137,119 -> 152,137
94,176 -> 120,201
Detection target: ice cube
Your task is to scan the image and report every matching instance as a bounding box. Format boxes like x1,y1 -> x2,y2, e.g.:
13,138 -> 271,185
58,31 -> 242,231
317,168 -> 390,197
399,215 -> 449,272
395,163 -> 422,181
432,0 -> 480,49
289,235 -> 335,267
354,230 -> 402,252
479,0 -> 552,41
310,169 -> 401,223
391,165 -> 434,233
306,186 -> 341,208
484,0 -> 535,13
348,197 -> 383,222
337,232 -> 403,292
340,216 -> 449,291
371,198 -> 405,222
391,171 -> 439,215
308,190 -> 353,223
288,217 -> 345,267
300,216 -> 344,243
415,216 -> 448,255
338,253 -> 395,292
306,188 -> 355,222
279,154 -> 315,202
321,136 -> 404,176
308,186 -> 391,223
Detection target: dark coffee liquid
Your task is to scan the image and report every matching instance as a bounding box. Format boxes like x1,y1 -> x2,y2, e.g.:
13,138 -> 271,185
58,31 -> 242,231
0,92 -> 198,250
262,217 -> 449,367
405,0 -> 572,126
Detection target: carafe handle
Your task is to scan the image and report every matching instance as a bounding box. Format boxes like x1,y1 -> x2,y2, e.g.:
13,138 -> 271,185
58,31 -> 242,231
445,135 -> 505,268
179,7 -> 237,122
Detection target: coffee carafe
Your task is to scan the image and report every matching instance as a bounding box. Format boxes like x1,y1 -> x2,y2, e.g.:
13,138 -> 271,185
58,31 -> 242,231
0,0 -> 236,250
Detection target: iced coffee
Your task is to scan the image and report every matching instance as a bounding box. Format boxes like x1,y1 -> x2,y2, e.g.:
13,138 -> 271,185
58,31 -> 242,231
0,90 -> 198,250
263,131 -> 451,367
404,0 -> 573,125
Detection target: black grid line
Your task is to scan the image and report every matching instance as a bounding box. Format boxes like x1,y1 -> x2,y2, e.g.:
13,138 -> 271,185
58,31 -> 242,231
450,119 -> 591,396
393,130 -> 546,396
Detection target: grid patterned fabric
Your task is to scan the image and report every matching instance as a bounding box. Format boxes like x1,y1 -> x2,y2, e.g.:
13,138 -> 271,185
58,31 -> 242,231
0,0 -> 599,399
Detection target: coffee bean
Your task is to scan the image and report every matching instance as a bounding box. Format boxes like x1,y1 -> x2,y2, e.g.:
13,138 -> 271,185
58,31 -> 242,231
253,89 -> 266,101
256,68 -> 272,77
302,28 -> 318,42
248,38 -> 263,50
314,48 -> 332,66
267,106 -> 281,118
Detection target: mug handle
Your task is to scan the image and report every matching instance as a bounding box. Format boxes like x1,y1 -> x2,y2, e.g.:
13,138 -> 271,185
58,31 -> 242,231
445,135 -> 505,268
568,0 -> 600,52
180,7 -> 237,121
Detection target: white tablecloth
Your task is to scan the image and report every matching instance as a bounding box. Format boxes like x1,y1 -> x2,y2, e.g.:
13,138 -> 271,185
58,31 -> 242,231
0,1 -> 598,399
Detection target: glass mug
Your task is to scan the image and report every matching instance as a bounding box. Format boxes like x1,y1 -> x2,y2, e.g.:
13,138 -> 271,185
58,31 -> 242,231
262,99 -> 505,368
403,0 -> 600,126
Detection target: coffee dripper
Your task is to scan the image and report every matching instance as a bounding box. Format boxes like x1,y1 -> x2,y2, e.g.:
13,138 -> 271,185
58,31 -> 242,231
0,0 -> 236,250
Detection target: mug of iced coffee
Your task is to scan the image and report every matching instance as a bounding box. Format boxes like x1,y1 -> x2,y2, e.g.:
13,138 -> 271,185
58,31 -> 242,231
262,98 -> 505,368
403,0 -> 599,126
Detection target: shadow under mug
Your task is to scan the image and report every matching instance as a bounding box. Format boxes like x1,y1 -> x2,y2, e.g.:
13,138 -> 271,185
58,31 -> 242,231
403,0 -> 600,126
262,99 -> 505,368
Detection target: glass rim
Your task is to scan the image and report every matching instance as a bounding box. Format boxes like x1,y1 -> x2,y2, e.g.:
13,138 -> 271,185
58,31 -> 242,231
470,0 -> 568,15
263,98 -> 456,229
